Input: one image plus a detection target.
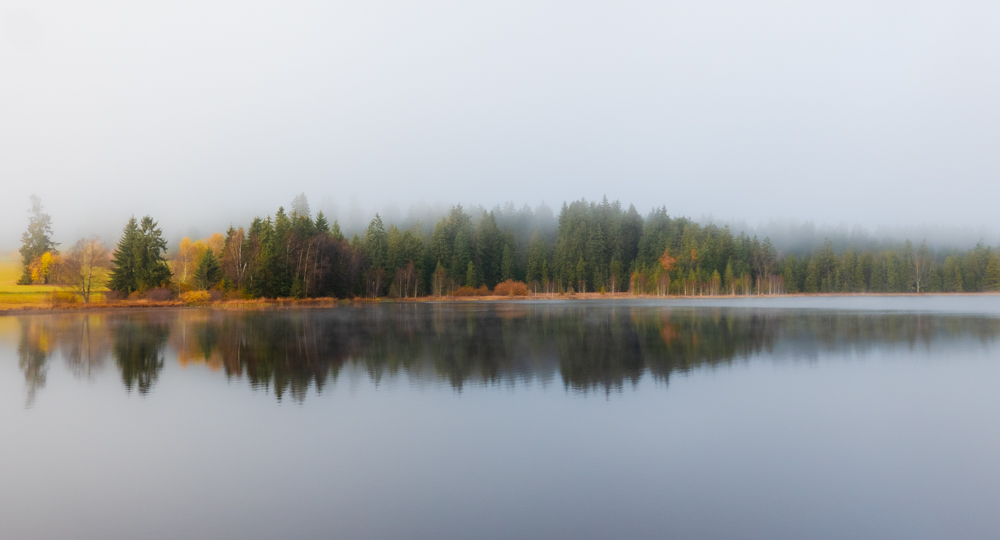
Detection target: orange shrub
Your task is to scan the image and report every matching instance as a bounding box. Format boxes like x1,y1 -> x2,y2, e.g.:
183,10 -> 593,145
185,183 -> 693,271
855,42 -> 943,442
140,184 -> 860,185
493,280 -> 529,296
453,285 -> 491,297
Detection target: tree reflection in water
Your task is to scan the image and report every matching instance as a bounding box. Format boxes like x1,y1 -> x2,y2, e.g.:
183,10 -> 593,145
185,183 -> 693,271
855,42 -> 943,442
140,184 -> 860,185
11,303 -> 1000,404
113,317 -> 169,394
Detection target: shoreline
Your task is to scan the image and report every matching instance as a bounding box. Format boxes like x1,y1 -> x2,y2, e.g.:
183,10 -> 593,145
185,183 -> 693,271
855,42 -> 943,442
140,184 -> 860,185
2,291 -> 999,315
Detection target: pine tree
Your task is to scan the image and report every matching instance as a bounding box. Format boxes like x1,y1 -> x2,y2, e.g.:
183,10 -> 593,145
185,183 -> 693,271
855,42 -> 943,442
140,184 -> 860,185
194,249 -> 222,290
466,261 -> 477,287
108,215 -> 171,295
451,228 -> 471,283
314,211 -> 330,233
18,195 -> 58,285
541,260 -> 549,292
609,257 -> 623,293
291,192 -> 310,218
271,207 -> 293,296
501,245 -> 513,282
432,261 -> 447,296
724,261 -> 735,294
782,260 -> 796,293
137,216 -> 172,290
330,220 -> 344,241
803,257 -> 819,293
108,217 -> 141,294
984,254 -> 1000,291
476,211 -> 502,287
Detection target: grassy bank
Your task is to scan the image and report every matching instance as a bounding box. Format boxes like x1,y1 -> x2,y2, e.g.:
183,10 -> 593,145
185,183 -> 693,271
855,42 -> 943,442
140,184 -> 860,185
0,255 -> 64,306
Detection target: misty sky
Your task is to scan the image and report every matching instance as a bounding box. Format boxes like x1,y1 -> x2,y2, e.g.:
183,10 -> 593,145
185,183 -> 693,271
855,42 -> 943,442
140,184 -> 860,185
2,0 -> 999,249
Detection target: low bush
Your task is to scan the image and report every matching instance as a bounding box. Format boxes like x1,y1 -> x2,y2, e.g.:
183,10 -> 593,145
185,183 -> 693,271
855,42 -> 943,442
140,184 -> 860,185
50,291 -> 79,304
453,285 -> 491,297
180,290 -> 212,306
493,280 -> 529,296
144,288 -> 174,301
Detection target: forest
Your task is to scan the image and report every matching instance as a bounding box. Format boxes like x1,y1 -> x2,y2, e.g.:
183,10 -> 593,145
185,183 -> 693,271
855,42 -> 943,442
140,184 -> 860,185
15,193 -> 1000,302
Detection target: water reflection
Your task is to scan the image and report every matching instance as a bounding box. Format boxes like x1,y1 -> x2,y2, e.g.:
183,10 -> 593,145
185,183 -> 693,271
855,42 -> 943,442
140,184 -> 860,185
17,318 -> 50,407
10,303 -> 1000,404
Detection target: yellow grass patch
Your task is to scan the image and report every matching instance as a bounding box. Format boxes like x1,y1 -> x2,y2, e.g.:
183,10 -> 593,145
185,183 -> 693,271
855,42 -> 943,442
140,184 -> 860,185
0,254 -> 107,307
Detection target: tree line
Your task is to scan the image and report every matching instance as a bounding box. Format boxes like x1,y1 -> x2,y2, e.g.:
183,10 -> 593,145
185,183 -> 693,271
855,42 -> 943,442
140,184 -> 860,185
15,194 -> 1000,301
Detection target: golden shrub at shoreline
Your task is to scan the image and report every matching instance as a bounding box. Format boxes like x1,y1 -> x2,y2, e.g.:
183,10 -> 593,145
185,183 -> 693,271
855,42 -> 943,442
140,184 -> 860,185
180,290 -> 212,306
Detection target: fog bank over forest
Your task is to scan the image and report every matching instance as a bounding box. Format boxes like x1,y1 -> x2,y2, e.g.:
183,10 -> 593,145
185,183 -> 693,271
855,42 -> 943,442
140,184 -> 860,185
4,2 -> 1000,256
3,195 -> 999,257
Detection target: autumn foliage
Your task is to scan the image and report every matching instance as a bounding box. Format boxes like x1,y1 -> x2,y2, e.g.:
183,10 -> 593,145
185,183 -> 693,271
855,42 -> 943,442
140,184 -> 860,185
180,290 -> 212,306
493,280 -> 529,296
453,285 -> 491,297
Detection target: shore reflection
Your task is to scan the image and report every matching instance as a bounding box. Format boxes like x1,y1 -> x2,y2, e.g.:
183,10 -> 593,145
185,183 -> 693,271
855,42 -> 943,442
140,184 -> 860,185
10,303 -> 1000,404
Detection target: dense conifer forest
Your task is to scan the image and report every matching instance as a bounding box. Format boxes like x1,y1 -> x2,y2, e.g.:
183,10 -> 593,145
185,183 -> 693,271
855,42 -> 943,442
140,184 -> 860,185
15,194 -> 1000,300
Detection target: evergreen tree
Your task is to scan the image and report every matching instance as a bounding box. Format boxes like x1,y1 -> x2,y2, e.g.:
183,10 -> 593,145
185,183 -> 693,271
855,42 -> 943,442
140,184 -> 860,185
291,192 -> 310,218
108,217 -> 141,294
501,245 -> 513,282
451,228 -> 472,283
609,257 -> 623,293
984,254 -> 1000,291
466,261 -> 477,287
194,249 -> 222,290
271,207 -> 293,296
330,220 -> 345,241
476,211 -> 503,288
803,258 -> 819,293
724,261 -> 735,294
782,259 -> 796,293
314,211 -> 330,233
108,215 -> 172,295
18,195 -> 58,285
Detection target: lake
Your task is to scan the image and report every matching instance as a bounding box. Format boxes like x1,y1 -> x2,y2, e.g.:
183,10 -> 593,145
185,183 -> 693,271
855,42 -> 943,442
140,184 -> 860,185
2,296 -> 1000,539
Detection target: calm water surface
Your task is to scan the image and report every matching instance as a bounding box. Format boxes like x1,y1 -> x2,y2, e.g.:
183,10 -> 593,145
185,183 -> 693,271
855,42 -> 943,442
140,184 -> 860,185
2,297 -> 1000,539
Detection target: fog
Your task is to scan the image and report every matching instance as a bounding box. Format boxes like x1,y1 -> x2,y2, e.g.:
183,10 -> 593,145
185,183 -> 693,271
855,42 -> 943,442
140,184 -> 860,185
3,1 -> 999,251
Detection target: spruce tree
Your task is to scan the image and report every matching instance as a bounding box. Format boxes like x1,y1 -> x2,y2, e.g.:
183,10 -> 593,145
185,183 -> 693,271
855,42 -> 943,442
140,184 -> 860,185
330,220 -> 345,241
451,229 -> 471,283
291,192 -> 310,218
803,258 -> 819,293
466,261 -> 476,288
269,208 -> 293,296
984,254 -> 1000,291
108,215 -> 172,295
108,217 -> 141,294
782,261 -> 795,293
501,245 -> 513,282
137,216 -> 172,290
194,250 -> 222,290
314,211 -> 330,233
724,261 -> 735,294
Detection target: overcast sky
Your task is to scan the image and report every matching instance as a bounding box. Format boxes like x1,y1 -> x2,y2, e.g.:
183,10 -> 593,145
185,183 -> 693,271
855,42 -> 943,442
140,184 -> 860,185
2,0 -> 999,248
